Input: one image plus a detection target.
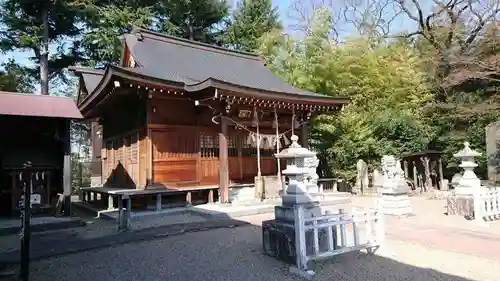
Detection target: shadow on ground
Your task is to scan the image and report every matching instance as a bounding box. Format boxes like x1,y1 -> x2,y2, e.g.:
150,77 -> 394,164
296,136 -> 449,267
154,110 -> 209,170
0,206 -> 486,281
25,224 -> 480,281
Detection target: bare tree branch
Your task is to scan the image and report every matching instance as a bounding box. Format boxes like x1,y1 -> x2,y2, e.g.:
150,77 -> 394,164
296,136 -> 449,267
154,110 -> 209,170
343,0 -> 403,37
287,0 -> 343,40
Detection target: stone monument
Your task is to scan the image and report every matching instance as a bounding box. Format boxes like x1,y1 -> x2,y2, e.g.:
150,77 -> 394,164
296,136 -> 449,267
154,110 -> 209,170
447,142 -> 482,216
379,155 -> 413,216
355,159 -> 369,194
262,135 -> 350,265
372,168 -> 383,194
485,121 -> 500,184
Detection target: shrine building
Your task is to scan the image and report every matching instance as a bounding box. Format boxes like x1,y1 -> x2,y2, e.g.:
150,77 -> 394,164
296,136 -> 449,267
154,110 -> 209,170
70,27 -> 348,204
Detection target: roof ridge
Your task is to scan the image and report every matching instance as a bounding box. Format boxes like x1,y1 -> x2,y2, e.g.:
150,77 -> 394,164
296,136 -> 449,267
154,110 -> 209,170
68,66 -> 105,75
131,27 -> 263,62
0,91 -> 75,100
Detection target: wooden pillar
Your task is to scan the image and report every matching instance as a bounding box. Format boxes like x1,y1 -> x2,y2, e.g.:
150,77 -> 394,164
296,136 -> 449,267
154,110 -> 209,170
219,116 -> 229,203
46,171 -> 51,205
156,194 -> 162,211
412,162 -> 418,189
63,120 -> 72,216
208,189 -> 214,204
438,158 -> 444,189
300,122 -> 309,148
108,194 -> 114,210
10,172 -> 16,215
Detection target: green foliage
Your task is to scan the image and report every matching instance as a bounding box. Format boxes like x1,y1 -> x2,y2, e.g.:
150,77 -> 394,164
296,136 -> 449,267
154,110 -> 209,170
76,0 -> 229,66
77,1 -> 154,66
0,0 -> 84,82
0,59 -> 34,92
154,0 -> 229,44
221,0 -> 281,52
260,8 -> 434,181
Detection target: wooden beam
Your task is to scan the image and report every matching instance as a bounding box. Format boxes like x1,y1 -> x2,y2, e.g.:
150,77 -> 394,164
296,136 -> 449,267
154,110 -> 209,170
438,158 -> 444,189
300,123 -> 309,148
219,116 -> 229,203
63,119 -> 72,216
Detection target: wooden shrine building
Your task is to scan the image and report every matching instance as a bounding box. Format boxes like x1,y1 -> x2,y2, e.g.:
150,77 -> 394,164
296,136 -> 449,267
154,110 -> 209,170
0,92 -> 82,217
70,28 -> 348,203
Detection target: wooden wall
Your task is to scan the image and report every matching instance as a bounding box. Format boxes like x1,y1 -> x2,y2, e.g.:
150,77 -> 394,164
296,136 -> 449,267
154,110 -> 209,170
101,129 -> 146,188
148,96 -> 280,188
99,91 -> 148,189
98,93 -> 285,190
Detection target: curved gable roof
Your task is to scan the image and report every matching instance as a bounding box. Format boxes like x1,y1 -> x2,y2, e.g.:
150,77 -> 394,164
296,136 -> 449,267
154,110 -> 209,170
126,28 -> 322,97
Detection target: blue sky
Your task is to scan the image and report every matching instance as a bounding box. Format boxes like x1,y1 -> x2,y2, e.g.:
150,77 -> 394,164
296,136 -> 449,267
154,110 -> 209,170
0,0 -> 426,73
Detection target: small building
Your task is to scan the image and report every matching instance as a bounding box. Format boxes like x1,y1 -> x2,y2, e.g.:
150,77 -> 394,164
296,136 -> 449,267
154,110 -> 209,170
70,28 -> 348,205
0,92 -> 83,217
400,150 -> 445,191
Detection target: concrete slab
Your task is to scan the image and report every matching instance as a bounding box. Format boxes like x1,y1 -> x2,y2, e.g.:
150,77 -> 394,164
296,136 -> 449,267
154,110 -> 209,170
189,203 -> 276,218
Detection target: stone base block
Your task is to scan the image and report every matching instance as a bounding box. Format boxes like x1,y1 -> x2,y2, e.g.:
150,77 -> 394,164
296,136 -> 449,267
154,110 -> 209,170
90,177 -> 102,187
381,193 -> 413,216
263,176 -> 284,199
274,204 -> 320,223
229,186 -> 255,202
282,194 -> 320,206
289,266 -> 316,280
446,195 -> 473,217
262,219 -> 338,266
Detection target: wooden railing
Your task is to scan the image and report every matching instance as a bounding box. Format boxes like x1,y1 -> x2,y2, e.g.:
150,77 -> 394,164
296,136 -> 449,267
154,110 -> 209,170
292,203 -> 384,276
474,187 -> 500,222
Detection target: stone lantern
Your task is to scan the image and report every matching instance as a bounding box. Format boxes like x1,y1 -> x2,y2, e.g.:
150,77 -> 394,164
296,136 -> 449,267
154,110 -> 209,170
447,142 -> 484,216
262,135 -> 350,264
453,142 -> 481,195
275,135 -> 319,206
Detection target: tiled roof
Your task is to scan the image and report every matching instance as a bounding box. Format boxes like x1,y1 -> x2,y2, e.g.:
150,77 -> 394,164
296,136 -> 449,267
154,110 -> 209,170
0,91 -> 83,119
68,67 -> 105,94
125,28 -> 322,97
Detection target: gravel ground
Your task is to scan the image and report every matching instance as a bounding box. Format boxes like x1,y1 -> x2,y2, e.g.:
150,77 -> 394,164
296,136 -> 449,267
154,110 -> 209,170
29,225 -> 499,281
0,211 -> 208,253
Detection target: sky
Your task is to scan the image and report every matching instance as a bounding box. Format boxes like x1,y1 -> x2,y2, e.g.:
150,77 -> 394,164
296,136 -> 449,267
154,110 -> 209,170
0,0 -> 428,79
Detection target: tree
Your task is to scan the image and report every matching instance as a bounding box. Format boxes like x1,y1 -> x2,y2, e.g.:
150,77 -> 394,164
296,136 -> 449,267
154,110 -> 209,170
0,0 -> 84,94
221,0 -> 281,52
395,0 -> 500,83
260,7 -> 433,181
153,0 -> 229,44
393,0 -> 500,178
76,0 -> 155,66
0,59 -> 35,92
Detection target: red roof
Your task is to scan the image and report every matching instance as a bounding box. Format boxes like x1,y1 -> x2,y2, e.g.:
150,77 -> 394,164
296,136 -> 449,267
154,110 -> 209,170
0,91 -> 83,119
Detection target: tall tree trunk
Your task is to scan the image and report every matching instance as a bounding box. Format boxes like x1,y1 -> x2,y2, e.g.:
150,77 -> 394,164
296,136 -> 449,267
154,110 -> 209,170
40,5 -> 49,95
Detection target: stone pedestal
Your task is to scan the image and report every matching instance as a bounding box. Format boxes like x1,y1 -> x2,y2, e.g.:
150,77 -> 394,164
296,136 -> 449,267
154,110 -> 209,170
263,175 -> 285,199
446,194 -> 473,217
379,156 -> 413,216
262,135 -> 350,266
90,177 -> 102,188
262,202 -> 348,265
381,192 -> 413,216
